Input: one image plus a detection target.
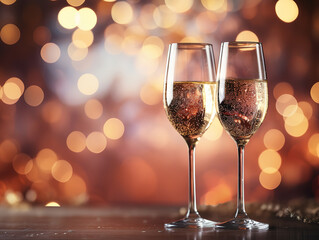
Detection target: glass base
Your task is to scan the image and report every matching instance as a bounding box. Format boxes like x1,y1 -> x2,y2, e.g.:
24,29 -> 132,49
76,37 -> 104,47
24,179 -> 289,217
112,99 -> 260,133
216,217 -> 269,230
165,217 -> 216,229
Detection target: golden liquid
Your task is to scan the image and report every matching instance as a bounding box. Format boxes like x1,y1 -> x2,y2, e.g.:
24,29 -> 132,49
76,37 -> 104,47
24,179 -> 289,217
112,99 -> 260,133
218,79 -> 268,144
164,81 -> 216,140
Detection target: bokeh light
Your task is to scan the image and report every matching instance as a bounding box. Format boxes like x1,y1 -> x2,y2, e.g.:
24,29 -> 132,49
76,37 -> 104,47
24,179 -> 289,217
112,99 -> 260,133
6,77 -> 24,94
235,30 -> 259,42
276,94 -> 297,117
284,106 -> 305,126
78,7 -> 97,31
12,153 -> 33,175
2,77 -> 24,102
67,0 -> 85,7
259,171 -> 281,190
103,118 -> 125,140
308,134 -> 319,157
201,0 -> 225,11
165,0 -> 193,13
25,190 -> 37,203
26,160 -> 46,183
45,202 -> 60,207
84,99 -> 103,119
61,174 -> 87,201
40,43 -> 61,63
258,149 -> 282,174
72,29 -> 94,48
298,101 -> 313,119
263,129 -> 285,151
1,0 -> 16,5
111,1 -> 134,25
51,160 -> 73,183
77,73 -> 99,95
66,131 -> 86,153
310,82 -> 319,103
24,85 -> 44,107
284,117 -> 308,137
5,191 -> 22,205
58,6 -> 79,29
141,36 -> 164,59
36,148 -> 58,174
0,24 -> 20,45
86,132 -> 107,153
153,5 -> 177,29
275,0 -> 299,23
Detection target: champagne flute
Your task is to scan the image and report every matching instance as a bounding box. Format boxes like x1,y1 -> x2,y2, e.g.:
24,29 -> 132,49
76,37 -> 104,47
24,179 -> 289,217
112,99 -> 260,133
216,41 -> 268,230
163,43 -> 217,228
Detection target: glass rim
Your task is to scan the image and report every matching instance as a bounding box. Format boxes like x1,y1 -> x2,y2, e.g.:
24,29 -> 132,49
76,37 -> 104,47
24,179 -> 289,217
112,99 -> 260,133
169,42 -> 213,49
222,41 -> 262,48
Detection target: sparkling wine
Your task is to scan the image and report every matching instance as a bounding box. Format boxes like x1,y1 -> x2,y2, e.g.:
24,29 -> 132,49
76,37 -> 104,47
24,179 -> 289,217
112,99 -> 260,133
218,79 -> 268,144
164,81 -> 216,140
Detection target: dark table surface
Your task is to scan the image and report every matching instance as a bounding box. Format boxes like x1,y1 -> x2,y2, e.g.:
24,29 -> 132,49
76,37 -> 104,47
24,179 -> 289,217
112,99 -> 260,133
0,203 -> 318,240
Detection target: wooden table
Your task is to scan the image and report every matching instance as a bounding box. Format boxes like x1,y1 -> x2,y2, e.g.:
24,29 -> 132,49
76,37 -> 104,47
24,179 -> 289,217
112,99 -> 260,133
0,205 -> 318,239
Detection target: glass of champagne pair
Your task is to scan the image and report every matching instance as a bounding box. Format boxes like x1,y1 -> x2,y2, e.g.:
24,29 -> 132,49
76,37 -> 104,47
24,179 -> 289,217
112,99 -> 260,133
163,42 -> 268,230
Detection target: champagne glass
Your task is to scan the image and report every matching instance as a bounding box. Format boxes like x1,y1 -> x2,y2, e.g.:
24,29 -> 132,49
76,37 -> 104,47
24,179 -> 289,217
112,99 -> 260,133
163,43 -> 217,228
216,42 -> 268,230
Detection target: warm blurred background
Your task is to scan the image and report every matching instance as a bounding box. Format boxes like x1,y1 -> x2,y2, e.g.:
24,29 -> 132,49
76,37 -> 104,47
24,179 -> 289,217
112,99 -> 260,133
0,0 -> 318,208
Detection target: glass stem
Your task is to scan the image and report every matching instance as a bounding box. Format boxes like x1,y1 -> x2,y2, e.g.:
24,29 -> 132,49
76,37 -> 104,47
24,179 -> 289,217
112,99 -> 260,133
235,144 -> 248,218
186,140 -> 200,219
